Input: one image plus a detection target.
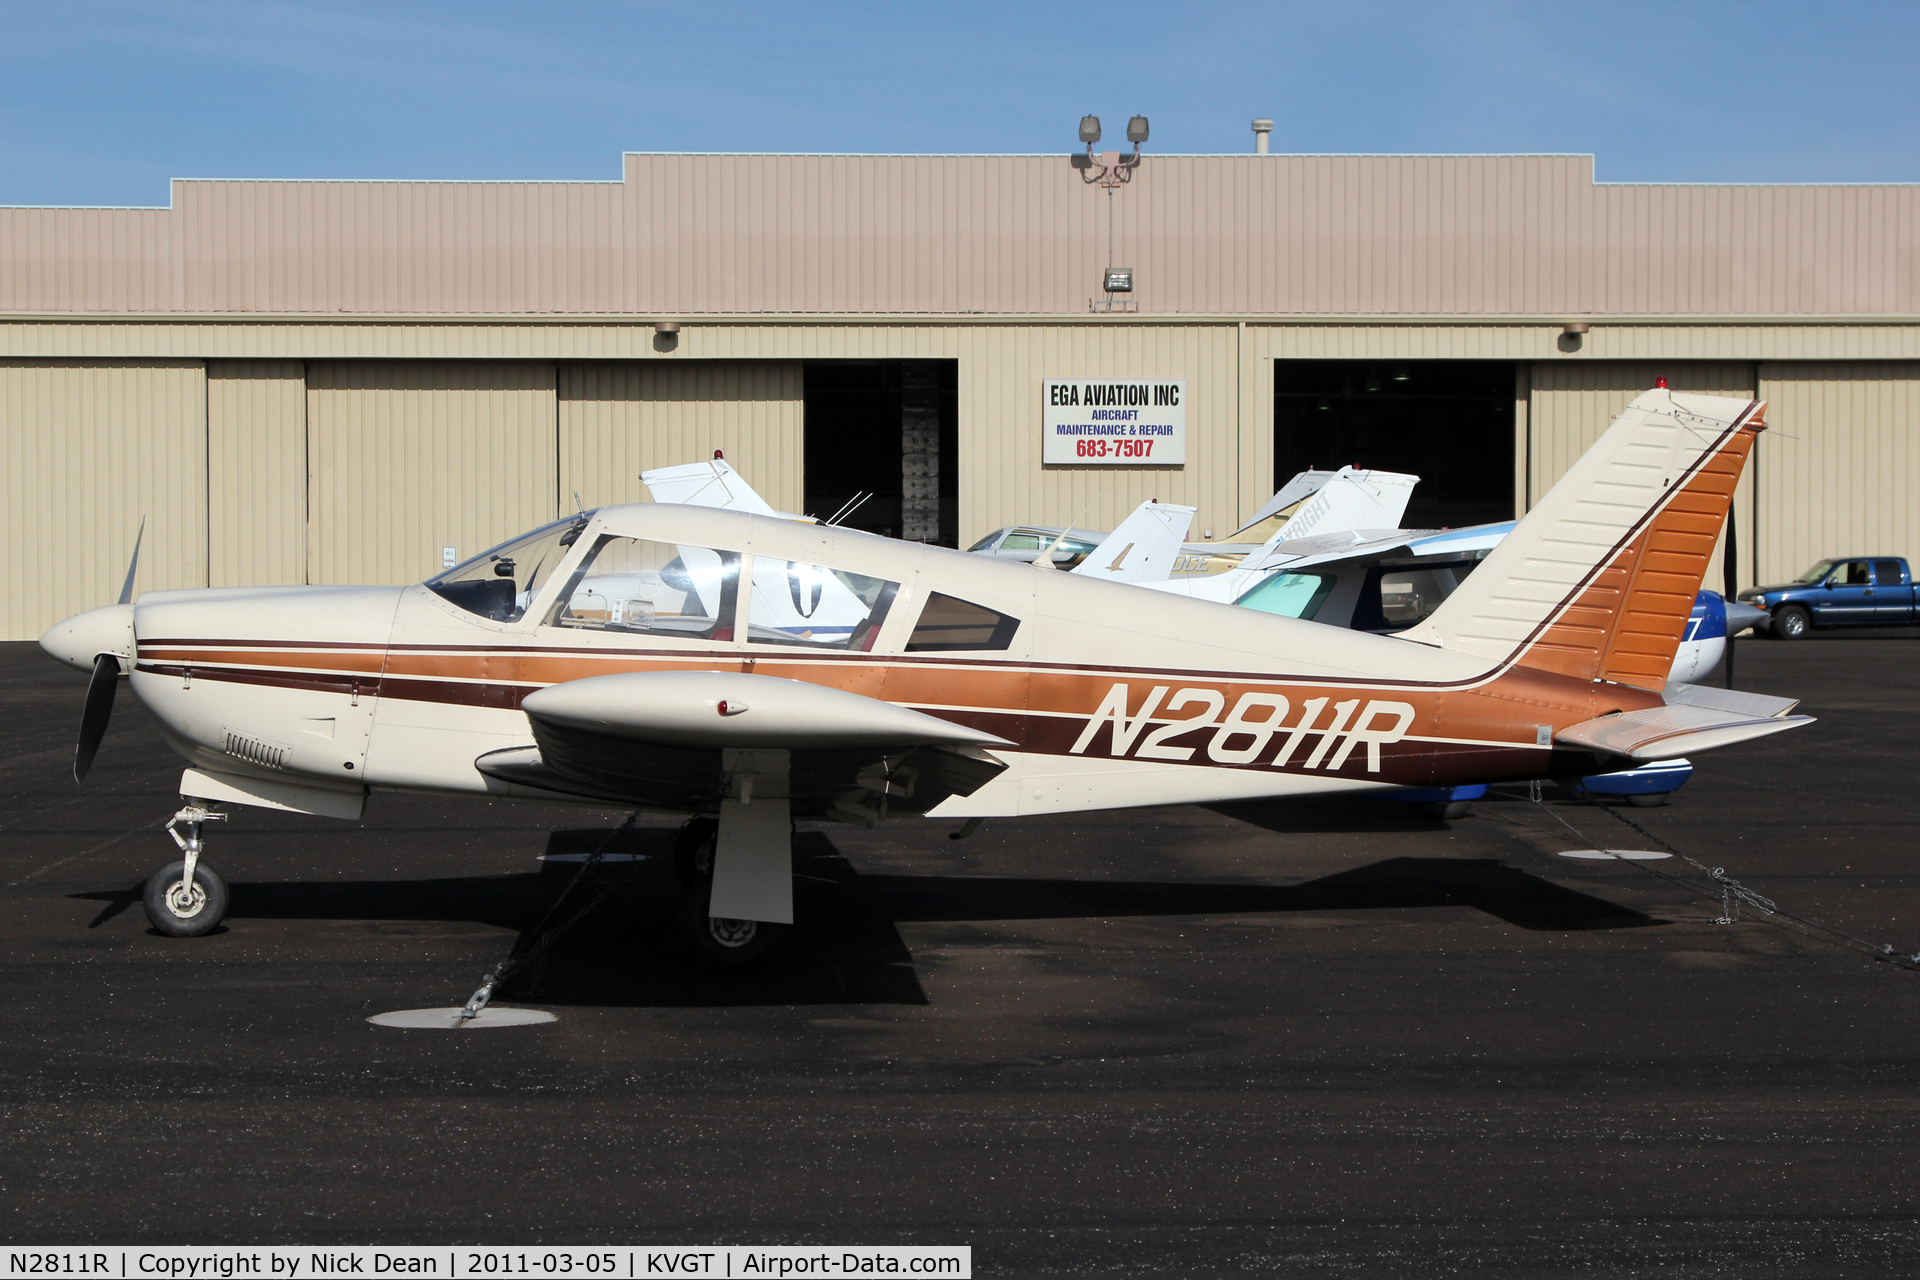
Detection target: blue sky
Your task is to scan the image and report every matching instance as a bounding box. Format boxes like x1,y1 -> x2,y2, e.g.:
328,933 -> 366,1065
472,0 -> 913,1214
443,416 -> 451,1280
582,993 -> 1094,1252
4,0 -> 1915,206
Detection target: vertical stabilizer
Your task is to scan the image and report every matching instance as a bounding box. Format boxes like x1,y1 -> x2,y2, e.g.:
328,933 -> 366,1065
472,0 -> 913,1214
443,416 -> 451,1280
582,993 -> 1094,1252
1273,466 -> 1419,542
1072,500 -> 1197,583
642,458 -> 780,516
1395,388 -> 1764,689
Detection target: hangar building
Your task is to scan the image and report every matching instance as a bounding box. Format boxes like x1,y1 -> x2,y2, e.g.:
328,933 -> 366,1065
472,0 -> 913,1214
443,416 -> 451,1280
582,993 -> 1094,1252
2,149 -> 1916,640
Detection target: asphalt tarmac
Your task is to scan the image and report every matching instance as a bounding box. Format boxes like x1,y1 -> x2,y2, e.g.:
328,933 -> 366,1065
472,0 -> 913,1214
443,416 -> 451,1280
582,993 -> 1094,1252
4,637 -> 1919,1276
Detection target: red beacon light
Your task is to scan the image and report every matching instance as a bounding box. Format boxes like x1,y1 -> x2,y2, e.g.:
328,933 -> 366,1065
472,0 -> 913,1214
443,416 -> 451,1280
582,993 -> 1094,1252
1655,376 -> 1668,388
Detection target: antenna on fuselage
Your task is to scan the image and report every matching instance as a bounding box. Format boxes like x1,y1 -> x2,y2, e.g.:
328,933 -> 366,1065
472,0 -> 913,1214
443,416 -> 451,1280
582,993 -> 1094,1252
1033,491 -> 1104,571
824,493 -> 873,527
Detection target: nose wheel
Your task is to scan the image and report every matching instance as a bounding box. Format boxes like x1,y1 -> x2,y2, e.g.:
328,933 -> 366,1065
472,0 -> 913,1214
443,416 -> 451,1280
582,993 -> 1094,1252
143,804 -> 230,937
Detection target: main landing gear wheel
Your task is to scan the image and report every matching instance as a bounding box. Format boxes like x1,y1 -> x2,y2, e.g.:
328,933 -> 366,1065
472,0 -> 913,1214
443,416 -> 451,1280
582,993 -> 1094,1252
676,884 -> 789,969
670,816 -> 719,887
143,859 -> 228,937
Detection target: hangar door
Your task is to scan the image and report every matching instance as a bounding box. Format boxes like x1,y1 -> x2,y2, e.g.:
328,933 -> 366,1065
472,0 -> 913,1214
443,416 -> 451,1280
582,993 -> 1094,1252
1274,361 -> 1516,530
559,362 -> 804,513
307,361 -> 559,587
804,361 -> 958,545
0,359 -> 208,640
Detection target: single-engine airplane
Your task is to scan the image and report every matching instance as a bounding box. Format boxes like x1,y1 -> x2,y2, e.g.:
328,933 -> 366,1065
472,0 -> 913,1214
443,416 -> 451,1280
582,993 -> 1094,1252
41,387 -> 1811,964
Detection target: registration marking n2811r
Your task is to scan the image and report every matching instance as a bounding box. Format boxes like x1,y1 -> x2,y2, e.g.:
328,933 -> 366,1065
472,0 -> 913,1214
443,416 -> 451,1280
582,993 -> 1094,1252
1068,682 -> 1415,772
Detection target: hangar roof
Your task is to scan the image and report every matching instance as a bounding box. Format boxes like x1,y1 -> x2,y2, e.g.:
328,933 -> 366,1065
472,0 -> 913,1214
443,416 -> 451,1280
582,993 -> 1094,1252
2,152 -> 1914,318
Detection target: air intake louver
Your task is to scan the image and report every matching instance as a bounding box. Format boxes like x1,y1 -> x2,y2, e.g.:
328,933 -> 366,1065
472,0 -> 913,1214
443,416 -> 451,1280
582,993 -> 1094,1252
223,728 -> 289,770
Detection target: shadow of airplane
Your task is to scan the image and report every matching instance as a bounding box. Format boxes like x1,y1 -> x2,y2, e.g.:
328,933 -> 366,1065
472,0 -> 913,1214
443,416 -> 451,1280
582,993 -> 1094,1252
71,828 -> 1656,1008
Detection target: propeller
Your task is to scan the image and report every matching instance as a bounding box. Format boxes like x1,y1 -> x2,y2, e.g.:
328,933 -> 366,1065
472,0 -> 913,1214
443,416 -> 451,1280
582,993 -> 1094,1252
73,654 -> 119,783
70,519 -> 143,784
118,517 -> 143,606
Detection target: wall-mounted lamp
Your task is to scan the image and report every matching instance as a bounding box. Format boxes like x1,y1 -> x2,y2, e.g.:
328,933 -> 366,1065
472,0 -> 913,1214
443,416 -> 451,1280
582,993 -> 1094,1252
654,320 -> 681,353
1559,321 -> 1590,353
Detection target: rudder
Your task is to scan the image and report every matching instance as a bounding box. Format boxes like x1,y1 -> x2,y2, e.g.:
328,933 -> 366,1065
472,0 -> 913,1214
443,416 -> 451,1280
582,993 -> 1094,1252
1396,388 -> 1765,690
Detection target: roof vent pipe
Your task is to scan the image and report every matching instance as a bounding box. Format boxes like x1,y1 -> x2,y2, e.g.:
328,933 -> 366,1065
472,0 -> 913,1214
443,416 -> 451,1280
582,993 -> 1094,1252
1251,119 -> 1273,155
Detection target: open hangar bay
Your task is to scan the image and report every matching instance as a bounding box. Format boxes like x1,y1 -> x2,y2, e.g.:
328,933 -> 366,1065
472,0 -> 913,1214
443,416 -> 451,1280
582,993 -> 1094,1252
4,634 -> 1919,1276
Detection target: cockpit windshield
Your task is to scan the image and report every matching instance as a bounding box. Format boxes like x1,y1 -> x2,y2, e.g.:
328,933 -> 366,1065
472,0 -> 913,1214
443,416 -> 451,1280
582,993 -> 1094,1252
427,514 -> 593,621
1793,560 -> 1839,584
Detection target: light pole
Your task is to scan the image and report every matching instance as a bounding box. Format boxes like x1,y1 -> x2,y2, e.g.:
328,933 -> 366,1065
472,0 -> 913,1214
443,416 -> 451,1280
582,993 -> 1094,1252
1073,115 -> 1149,311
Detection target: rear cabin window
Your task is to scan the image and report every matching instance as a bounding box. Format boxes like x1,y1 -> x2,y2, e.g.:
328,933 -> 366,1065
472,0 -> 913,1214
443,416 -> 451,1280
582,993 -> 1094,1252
1875,559 -> 1905,585
905,593 -> 1021,652
746,559 -> 898,651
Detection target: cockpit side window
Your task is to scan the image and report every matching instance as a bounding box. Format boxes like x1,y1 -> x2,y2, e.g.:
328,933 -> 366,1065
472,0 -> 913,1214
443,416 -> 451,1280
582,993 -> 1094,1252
548,536 -> 741,640
745,559 -> 899,651
904,593 -> 1021,652
426,515 -> 590,622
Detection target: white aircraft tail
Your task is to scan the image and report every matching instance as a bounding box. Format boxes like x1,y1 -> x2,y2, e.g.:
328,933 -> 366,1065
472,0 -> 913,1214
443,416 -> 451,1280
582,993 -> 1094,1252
1274,467 -> 1418,541
1071,500 -> 1197,583
642,457 -> 780,517
1396,388 -> 1766,690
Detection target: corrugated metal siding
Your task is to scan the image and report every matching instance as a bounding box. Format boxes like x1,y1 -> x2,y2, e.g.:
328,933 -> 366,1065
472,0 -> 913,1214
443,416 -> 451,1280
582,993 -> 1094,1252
9,320 -> 1920,366
0,359 -> 207,640
306,361 -> 558,586
2,155 -> 1915,316
558,362 -> 804,513
1528,361 -> 1758,591
208,360 -> 306,587
952,324 -> 1243,544
1753,363 -> 1920,586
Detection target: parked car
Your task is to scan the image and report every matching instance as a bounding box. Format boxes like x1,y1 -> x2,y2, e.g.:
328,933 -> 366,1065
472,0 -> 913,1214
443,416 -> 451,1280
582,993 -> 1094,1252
966,526 -> 1107,569
1738,556 -> 1915,639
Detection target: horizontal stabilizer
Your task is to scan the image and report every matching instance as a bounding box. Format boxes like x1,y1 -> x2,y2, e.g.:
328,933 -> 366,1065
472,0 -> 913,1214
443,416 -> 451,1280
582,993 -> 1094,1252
1662,681 -> 1801,719
1556,704 -> 1813,761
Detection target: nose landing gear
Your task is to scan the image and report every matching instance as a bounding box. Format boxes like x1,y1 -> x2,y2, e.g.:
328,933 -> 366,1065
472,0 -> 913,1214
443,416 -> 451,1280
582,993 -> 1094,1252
143,804 -> 230,937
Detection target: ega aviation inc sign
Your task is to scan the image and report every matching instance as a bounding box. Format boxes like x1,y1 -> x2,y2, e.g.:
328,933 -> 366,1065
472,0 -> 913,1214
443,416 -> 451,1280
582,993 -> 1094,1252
1043,378 -> 1186,466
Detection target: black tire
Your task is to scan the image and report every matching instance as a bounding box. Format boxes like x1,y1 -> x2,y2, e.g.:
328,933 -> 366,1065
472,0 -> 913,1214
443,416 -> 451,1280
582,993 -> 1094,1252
676,884 -> 788,968
1626,792 -> 1668,808
1771,605 -> 1810,641
670,816 -> 719,887
143,860 -> 228,937
1415,799 -> 1474,820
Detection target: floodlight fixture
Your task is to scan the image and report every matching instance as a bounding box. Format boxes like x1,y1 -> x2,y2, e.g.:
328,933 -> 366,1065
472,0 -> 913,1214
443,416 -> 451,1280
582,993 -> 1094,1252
1076,111 -> 1147,186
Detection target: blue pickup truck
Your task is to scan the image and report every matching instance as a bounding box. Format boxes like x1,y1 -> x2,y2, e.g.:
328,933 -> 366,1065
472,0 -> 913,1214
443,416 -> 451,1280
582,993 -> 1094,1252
1738,557 -> 1916,640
